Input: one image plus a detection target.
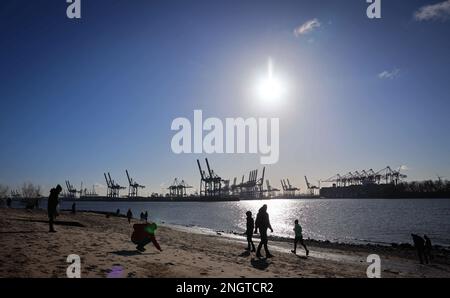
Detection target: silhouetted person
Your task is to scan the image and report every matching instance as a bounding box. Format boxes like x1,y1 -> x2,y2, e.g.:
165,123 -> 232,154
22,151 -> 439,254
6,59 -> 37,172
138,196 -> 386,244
291,219 -> 309,256
6,197 -> 12,207
144,211 -> 148,222
245,211 -> 256,252
140,212 -> 144,221
127,209 -> 133,224
254,204 -> 274,258
71,203 -> 76,214
131,222 -> 162,252
424,235 -> 433,262
48,185 -> 62,233
116,209 -> 120,216
411,233 -> 428,264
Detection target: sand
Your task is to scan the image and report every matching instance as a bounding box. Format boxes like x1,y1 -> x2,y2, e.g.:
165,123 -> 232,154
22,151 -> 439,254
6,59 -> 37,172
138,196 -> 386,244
1,208 -> 449,278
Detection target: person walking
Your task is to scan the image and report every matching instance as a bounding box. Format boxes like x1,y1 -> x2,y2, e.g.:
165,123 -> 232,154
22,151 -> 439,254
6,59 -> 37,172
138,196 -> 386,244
245,211 -> 256,252
48,185 -> 62,233
254,204 -> 274,258
291,219 -> 309,256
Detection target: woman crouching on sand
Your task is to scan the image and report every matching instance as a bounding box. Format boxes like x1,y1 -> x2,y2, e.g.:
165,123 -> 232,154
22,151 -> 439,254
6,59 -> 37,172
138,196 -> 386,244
131,222 -> 162,252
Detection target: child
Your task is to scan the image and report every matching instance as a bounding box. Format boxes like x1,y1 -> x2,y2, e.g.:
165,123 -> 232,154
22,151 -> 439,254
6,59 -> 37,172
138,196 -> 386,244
245,211 -> 256,252
131,222 -> 162,252
291,219 -> 309,256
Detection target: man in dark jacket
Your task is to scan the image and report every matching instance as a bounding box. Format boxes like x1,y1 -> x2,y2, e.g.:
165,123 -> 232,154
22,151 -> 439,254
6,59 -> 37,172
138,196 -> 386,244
254,204 -> 274,258
48,185 -> 62,233
411,233 -> 428,264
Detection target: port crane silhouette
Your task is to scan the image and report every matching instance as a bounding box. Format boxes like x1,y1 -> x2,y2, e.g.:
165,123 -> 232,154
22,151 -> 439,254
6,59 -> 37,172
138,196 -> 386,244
126,170 -> 145,198
104,172 -> 126,198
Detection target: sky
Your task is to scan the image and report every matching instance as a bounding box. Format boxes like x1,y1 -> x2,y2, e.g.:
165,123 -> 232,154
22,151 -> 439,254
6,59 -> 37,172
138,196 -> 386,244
1,0 -> 450,195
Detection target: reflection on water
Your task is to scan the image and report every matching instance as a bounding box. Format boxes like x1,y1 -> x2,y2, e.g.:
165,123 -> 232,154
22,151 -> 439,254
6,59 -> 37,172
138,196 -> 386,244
55,198 -> 450,246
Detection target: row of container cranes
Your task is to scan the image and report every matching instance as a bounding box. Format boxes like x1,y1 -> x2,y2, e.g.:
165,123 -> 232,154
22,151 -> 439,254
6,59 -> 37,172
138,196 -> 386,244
60,161 -> 408,200
321,166 -> 407,187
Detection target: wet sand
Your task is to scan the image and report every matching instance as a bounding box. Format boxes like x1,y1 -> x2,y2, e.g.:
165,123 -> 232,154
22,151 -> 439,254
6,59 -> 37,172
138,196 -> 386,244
1,208 -> 449,278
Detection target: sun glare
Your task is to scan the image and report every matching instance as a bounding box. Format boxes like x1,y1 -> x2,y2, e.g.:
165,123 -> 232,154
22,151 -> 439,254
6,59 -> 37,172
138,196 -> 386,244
256,58 -> 287,105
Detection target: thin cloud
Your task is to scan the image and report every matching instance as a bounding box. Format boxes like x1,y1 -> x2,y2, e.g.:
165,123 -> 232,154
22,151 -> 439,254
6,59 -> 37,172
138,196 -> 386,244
399,165 -> 409,171
378,68 -> 400,80
414,0 -> 450,21
294,18 -> 321,37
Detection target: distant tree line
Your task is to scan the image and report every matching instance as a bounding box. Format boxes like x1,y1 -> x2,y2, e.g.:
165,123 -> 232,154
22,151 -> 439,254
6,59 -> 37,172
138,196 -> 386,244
0,184 -> 9,198
0,182 -> 42,199
396,179 -> 450,195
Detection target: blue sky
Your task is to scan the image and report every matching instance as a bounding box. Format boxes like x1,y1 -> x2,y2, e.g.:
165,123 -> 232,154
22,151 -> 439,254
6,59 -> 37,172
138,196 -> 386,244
1,0 -> 449,195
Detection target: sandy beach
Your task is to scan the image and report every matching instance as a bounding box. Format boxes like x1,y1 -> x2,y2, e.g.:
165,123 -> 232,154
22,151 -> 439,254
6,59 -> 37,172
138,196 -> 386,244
1,208 -> 449,278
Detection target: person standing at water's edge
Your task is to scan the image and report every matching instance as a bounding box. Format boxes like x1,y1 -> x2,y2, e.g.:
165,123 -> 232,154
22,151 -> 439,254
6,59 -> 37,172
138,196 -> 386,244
424,235 -> 433,262
127,209 -> 133,224
411,233 -> 428,264
291,219 -> 309,256
254,204 -> 274,258
47,184 -> 62,233
245,211 -> 256,252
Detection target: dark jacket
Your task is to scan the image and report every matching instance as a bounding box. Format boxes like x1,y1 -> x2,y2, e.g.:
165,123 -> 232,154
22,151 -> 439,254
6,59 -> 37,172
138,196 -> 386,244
411,234 -> 425,248
47,188 -> 59,214
246,217 -> 254,236
255,207 -> 272,232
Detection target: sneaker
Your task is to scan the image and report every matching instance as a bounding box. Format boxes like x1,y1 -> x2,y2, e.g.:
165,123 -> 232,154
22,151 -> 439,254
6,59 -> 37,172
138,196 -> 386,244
306,250 -> 310,256
136,246 -> 146,252
49,230 -> 56,233
291,250 -> 296,254
256,252 -> 263,259
266,253 -> 274,258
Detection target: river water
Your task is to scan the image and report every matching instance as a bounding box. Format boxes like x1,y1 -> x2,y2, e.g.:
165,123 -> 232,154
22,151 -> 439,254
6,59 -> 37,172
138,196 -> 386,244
51,198 -> 450,247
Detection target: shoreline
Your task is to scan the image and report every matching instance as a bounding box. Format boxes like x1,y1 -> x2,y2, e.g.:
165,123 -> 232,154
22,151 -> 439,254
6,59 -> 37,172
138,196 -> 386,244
66,209 -> 450,249
1,208 -> 450,278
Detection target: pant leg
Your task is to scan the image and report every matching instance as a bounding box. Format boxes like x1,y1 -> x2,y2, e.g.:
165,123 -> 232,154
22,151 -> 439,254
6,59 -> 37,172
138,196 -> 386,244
256,241 -> 263,254
137,237 -> 152,248
299,237 -> 308,251
417,248 -> 424,264
423,249 -> 429,264
48,212 -> 55,231
260,230 -> 270,255
247,234 -> 255,250
256,231 -> 265,255
293,237 -> 298,251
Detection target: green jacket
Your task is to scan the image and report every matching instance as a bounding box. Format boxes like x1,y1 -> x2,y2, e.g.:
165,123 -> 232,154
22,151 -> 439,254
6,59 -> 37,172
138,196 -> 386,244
294,223 -> 303,237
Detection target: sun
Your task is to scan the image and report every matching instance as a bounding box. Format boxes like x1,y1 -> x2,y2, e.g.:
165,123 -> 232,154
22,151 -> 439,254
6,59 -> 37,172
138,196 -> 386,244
256,58 -> 287,105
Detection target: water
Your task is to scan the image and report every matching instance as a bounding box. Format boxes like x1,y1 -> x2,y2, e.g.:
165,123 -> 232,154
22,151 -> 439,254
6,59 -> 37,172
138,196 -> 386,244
48,198 -> 450,247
